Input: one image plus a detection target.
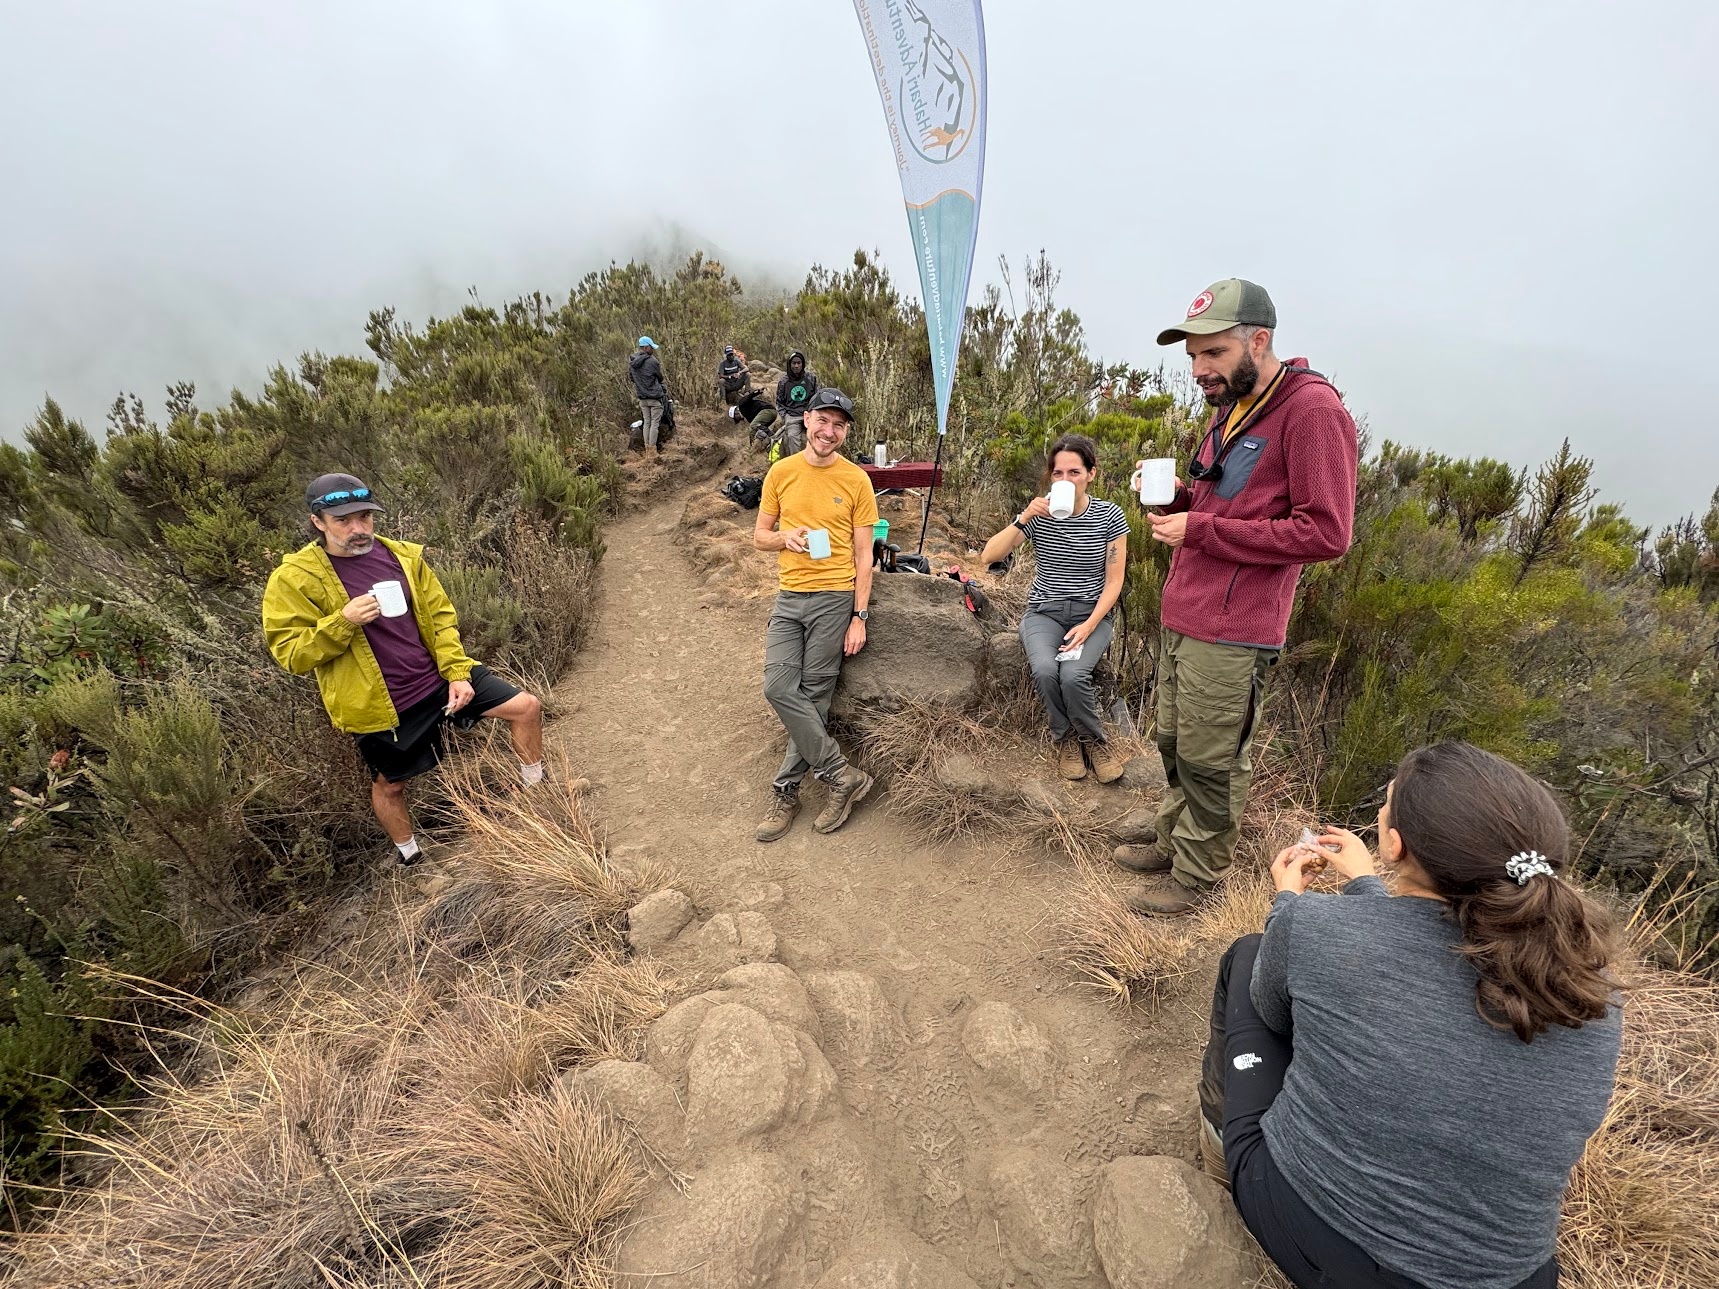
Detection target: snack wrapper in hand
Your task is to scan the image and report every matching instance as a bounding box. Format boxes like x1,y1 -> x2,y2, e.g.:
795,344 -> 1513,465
1296,827 -> 1332,875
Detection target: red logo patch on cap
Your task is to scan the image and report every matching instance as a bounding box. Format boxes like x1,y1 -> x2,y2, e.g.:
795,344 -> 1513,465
1187,291 -> 1214,319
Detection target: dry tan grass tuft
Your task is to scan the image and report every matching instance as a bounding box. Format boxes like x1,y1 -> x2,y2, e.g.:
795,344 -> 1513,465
858,698 -> 1151,866
1056,742 -> 1316,1004
1558,884 -> 1719,1288
7,756 -> 669,1288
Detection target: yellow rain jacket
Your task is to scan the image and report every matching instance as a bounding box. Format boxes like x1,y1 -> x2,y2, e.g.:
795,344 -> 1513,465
261,537 -> 476,734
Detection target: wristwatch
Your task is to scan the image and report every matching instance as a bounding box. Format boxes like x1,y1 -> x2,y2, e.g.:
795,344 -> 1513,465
852,609 -> 869,621
1012,516 -> 1029,533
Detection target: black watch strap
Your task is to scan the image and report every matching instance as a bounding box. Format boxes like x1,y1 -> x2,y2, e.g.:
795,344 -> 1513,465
1012,517 -> 1029,533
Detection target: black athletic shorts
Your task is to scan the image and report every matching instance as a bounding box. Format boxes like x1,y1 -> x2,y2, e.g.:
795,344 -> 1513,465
353,664 -> 521,783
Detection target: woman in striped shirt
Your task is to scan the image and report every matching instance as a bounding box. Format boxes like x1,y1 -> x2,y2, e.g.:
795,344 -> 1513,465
981,434 -> 1131,782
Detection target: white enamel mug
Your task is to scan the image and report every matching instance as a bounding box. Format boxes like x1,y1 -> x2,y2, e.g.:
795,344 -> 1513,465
1047,479 -> 1076,519
1137,458 -> 1177,506
371,579 -> 408,617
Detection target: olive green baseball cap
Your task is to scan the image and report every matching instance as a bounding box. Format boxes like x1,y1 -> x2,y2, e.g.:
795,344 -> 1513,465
1156,278 -> 1277,345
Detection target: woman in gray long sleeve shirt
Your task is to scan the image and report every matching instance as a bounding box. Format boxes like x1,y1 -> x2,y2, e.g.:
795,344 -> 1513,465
1198,742 -> 1622,1289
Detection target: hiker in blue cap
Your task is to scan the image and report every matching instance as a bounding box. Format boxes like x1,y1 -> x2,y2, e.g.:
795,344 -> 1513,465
629,337 -> 669,455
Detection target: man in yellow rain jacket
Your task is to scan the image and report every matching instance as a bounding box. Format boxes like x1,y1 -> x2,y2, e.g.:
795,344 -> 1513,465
262,473 -> 544,864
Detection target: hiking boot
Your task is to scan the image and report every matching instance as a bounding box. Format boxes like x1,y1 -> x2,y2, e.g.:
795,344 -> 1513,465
1113,842 -> 1173,874
1085,739 -> 1125,784
1123,875 -> 1213,918
755,790 -> 800,843
1199,1115 -> 1230,1190
1057,737 -> 1087,780
814,765 -> 874,834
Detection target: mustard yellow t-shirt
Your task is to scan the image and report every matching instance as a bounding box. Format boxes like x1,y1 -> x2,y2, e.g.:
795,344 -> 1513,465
1223,392 -> 1260,445
760,452 -> 880,592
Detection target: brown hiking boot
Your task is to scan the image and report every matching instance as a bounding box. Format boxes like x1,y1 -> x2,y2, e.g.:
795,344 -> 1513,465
754,790 -> 800,843
1113,842 -> 1172,874
1057,737 -> 1087,780
814,765 -> 874,834
1123,875 -> 1213,918
1085,739 -> 1125,784
1199,1115 -> 1230,1190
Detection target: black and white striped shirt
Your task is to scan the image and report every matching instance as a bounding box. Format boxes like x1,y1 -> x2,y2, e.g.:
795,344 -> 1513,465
1024,497 -> 1130,604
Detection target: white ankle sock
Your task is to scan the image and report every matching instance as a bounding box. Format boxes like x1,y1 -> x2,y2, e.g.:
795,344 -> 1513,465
520,761 -> 545,786
396,836 -> 420,860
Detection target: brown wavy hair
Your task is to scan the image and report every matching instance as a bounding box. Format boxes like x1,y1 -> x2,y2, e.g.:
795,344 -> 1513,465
1389,742 -> 1619,1043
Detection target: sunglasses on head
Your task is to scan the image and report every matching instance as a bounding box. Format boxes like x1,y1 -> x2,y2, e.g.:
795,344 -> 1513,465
312,487 -> 370,510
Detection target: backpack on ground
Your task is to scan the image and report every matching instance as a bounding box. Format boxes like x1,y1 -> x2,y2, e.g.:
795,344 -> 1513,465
719,474 -> 764,509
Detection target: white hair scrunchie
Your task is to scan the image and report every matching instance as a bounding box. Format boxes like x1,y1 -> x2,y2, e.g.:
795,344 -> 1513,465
1505,851 -> 1555,884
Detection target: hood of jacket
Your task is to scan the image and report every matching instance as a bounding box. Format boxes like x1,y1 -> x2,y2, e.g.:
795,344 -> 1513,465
785,351 -> 806,377
630,351 -> 654,372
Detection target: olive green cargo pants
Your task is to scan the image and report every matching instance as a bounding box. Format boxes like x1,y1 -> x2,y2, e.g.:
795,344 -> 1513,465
1154,629 -> 1279,891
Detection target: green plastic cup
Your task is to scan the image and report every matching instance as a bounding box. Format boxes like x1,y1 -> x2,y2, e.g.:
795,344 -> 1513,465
873,518 -> 889,542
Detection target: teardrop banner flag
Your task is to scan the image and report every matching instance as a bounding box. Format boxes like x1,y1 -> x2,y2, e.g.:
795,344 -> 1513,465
852,0 -> 987,438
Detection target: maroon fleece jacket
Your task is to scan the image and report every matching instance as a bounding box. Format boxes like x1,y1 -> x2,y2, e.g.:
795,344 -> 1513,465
1159,360 -> 1357,650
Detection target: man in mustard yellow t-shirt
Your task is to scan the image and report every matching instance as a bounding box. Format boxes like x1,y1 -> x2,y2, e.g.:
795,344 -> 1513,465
751,387 -> 880,841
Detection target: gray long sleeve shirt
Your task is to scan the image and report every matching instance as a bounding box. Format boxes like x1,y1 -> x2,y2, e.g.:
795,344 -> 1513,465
1252,876 -> 1621,1289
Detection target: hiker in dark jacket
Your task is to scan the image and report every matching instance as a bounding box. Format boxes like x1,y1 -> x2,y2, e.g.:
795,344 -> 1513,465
717,345 -> 751,409
772,350 -> 818,458
630,337 -> 669,454
1117,280 -> 1358,916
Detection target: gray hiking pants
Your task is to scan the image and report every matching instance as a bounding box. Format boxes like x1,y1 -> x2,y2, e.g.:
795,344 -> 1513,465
638,398 -> 663,449
1020,599 -> 1113,744
764,589 -> 853,793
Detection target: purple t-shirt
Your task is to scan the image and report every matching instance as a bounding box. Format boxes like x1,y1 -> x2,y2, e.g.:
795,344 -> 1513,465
327,543 -> 446,711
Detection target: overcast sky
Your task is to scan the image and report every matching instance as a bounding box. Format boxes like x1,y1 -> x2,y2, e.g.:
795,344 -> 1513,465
3,0 -> 1715,526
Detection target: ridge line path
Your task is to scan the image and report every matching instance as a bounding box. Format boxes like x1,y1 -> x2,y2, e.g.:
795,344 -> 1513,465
554,499 -> 1207,1273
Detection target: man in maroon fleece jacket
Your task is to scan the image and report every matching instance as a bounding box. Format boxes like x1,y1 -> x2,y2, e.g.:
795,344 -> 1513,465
1117,279 -> 1357,915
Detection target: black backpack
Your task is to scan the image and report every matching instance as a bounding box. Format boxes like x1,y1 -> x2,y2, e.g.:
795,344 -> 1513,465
719,474 -> 764,509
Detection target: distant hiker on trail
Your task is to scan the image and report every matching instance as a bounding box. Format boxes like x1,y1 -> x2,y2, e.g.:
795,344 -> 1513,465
767,350 -> 819,460
630,336 -> 669,454
1118,279 -> 1358,916
980,433 -> 1129,784
751,387 -> 879,842
716,344 -> 751,408
261,474 -> 545,866
1198,742 -> 1621,1289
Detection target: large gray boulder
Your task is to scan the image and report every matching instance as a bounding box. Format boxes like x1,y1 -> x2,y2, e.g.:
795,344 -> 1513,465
627,889 -> 696,953
684,1003 -> 836,1149
804,971 -> 907,1073
613,1150 -> 805,1288
813,1228 -> 983,1289
988,1147 -> 1104,1287
1090,1155 -> 1257,1289
961,1001 -> 1060,1098
831,572 -> 988,720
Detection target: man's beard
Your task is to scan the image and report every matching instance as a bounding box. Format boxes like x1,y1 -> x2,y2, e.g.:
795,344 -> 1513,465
1204,352 -> 1259,406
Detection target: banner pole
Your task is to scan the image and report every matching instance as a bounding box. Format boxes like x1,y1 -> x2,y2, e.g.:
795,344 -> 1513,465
917,430 -> 947,556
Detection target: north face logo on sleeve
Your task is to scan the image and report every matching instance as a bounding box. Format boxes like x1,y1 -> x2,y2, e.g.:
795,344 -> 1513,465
1233,1052 -> 1263,1071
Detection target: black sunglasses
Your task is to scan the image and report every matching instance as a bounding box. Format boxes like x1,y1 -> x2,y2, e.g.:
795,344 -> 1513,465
312,487 -> 371,510
1185,426 -> 1237,483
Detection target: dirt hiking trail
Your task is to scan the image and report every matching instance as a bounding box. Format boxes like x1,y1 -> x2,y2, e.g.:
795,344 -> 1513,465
553,499 -> 1233,1286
